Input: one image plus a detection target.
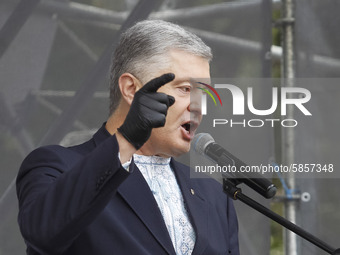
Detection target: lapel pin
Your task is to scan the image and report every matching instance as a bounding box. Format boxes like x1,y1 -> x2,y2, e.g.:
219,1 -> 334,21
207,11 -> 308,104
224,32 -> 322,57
190,188 -> 195,195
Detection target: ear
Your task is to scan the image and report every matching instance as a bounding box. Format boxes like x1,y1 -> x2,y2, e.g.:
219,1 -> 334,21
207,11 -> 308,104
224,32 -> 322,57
118,73 -> 142,106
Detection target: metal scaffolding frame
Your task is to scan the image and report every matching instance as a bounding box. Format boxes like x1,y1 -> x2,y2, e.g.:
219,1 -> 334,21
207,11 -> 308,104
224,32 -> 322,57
280,0 -> 298,254
1,0 -> 339,254
0,0 -> 165,239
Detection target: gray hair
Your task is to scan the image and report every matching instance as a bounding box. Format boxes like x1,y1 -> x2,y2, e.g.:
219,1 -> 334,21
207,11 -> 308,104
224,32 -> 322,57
109,19 -> 212,114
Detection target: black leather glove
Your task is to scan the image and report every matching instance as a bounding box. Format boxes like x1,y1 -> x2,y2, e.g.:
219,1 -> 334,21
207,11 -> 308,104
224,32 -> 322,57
118,73 -> 175,149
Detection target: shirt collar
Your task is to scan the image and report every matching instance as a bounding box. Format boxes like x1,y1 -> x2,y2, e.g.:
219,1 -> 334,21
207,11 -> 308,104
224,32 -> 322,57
133,154 -> 171,165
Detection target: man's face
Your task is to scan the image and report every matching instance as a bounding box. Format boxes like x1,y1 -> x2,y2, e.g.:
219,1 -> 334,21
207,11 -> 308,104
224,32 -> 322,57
138,49 -> 210,157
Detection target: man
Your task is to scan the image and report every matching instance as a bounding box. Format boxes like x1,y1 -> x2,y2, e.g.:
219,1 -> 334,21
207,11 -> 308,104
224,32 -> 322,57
16,20 -> 240,255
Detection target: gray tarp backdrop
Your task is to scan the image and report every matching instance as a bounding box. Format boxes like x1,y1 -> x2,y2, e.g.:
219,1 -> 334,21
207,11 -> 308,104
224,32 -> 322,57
0,0 -> 339,254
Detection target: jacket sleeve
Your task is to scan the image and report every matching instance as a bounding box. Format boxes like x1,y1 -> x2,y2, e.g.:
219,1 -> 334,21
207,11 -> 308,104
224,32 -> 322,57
16,134 -> 130,254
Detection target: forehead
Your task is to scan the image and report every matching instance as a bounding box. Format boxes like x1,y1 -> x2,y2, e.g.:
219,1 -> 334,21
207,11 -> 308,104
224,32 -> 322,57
166,49 -> 210,80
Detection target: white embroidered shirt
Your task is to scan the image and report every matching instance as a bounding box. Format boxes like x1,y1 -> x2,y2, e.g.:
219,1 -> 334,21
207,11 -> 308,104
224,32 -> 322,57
133,154 -> 196,255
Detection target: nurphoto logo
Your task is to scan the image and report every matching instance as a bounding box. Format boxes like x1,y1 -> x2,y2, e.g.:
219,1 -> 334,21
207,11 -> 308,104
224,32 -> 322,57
198,83 -> 312,128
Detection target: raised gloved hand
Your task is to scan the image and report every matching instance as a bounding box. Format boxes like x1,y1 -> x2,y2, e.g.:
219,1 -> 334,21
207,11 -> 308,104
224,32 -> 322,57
118,73 -> 175,149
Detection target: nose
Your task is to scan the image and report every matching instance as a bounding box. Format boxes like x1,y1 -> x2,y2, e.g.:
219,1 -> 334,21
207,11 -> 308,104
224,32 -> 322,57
188,93 -> 202,118
188,101 -> 200,112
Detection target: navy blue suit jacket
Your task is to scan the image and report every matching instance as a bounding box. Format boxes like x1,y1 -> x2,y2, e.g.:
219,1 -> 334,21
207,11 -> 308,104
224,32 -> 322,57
16,125 -> 239,255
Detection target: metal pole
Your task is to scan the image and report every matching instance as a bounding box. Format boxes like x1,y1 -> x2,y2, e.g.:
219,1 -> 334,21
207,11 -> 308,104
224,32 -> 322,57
0,0 -> 41,59
261,0 -> 273,78
35,0 -> 281,25
281,0 -> 298,254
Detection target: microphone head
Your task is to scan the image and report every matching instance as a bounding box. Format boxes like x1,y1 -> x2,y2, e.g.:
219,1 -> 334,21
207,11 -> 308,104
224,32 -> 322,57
192,133 -> 215,155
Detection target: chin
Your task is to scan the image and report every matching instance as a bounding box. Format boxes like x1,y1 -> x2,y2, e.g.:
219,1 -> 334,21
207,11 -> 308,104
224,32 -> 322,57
170,142 -> 191,157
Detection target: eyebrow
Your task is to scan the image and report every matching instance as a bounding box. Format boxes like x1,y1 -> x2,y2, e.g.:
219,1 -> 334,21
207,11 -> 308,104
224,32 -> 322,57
173,77 -> 191,85
173,77 -> 211,87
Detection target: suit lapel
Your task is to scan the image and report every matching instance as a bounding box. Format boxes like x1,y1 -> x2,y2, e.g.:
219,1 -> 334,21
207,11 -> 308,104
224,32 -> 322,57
93,126 -> 175,254
171,160 -> 209,255
117,162 -> 176,255
92,127 -> 208,255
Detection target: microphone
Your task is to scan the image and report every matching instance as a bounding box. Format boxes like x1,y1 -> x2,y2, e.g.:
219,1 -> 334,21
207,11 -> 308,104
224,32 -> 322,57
192,133 -> 277,199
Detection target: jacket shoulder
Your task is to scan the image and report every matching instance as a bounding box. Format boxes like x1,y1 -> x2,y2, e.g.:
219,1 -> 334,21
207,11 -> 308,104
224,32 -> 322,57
17,139 -> 94,180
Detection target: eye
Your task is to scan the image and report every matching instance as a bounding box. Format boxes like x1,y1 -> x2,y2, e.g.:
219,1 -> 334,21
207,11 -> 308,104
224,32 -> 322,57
179,85 -> 191,93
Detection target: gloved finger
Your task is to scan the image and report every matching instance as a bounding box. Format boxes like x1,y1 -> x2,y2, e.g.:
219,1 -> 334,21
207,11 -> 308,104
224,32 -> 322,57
141,100 -> 168,114
140,107 -> 166,127
151,113 -> 166,128
168,95 -> 175,106
141,73 -> 175,93
139,92 -> 173,108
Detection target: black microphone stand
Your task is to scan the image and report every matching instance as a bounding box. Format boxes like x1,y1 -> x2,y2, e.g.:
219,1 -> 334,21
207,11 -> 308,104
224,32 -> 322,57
223,177 -> 340,255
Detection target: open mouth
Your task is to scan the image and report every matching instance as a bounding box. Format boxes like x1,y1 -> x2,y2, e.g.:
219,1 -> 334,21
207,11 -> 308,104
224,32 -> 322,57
181,121 -> 198,135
